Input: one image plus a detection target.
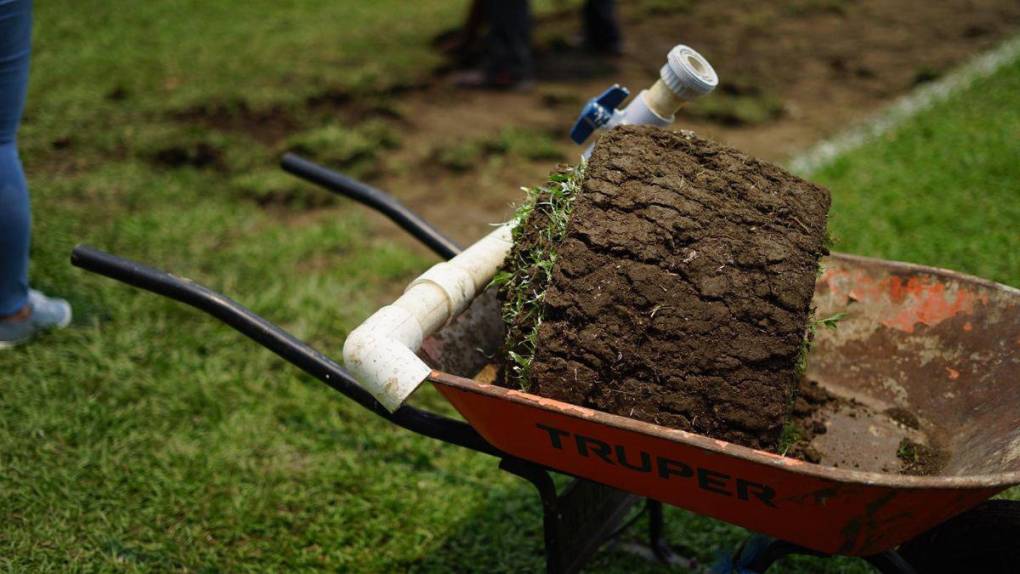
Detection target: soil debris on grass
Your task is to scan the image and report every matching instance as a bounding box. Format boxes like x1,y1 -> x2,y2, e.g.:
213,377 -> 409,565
433,128 -> 565,173
497,125 -> 832,450
150,141 -> 224,170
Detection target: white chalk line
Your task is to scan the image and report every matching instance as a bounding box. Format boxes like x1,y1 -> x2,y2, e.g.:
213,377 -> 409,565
789,34 -> 1020,176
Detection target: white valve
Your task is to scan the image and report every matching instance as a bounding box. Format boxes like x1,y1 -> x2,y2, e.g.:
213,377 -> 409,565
580,43 -> 718,158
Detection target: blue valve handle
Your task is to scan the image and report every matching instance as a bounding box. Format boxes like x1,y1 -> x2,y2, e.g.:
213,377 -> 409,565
569,84 -> 630,145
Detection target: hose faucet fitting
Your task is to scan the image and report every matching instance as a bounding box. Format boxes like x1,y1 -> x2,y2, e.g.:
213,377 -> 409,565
571,43 -> 719,157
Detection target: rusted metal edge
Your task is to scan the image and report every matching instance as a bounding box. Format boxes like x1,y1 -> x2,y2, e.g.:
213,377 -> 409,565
826,252 -> 1020,294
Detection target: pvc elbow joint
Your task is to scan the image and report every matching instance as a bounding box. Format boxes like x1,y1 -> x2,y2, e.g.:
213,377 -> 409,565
342,225 -> 514,411
343,306 -> 430,412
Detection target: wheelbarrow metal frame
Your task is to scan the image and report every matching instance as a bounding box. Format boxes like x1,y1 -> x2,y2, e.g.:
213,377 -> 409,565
72,155 -> 1019,573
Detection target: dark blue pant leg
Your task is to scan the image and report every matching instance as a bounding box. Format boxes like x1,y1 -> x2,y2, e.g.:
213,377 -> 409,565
583,0 -> 621,53
0,0 -> 32,316
484,0 -> 532,82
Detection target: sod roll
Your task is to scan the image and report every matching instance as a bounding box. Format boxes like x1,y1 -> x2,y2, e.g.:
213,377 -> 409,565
498,125 -> 831,450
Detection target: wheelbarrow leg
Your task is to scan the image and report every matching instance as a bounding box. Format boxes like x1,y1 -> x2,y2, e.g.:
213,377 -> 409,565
647,500 -> 674,562
499,458 -> 640,574
498,458 -> 562,573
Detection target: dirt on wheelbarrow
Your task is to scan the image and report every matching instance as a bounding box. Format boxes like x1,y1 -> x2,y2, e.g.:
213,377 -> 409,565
497,126 -> 831,450
781,377 -> 949,475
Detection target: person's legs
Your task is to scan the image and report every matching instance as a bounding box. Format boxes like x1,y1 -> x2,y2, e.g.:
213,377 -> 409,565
0,0 -> 33,318
0,0 -> 72,348
0,146 -> 30,318
484,0 -> 532,84
582,0 -> 622,54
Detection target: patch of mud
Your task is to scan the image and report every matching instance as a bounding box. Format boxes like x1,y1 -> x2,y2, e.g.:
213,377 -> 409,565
885,406 -> 921,430
170,83 -> 418,151
170,100 -> 299,147
149,141 -> 224,170
229,170 -> 337,211
304,85 -> 419,124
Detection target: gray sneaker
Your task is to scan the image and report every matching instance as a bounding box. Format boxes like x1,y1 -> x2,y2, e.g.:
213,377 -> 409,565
0,290 -> 72,349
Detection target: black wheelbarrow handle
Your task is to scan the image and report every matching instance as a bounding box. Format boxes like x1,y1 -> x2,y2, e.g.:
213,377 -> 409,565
280,153 -> 461,260
69,244 -> 500,457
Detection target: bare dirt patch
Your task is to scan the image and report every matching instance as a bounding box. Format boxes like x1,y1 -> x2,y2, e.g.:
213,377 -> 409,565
160,1 -> 1020,247
149,141 -> 225,170
170,100 -> 301,147
382,0 -> 1020,244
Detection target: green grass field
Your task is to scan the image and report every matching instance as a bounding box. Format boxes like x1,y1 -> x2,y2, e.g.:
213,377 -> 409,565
1,1 -> 1018,571
812,60 -> 1020,287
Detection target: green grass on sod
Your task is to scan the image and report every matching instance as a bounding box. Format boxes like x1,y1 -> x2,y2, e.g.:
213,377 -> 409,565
1,0 -> 1018,569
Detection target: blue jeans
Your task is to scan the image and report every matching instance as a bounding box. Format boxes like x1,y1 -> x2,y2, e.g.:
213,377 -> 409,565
0,0 -> 32,316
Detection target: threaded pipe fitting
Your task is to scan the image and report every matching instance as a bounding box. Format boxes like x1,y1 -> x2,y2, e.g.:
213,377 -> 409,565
660,44 -> 718,101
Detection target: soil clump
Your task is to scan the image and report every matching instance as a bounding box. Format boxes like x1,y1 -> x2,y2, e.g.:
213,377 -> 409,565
781,378 -> 835,463
498,126 -> 831,450
897,437 -> 949,475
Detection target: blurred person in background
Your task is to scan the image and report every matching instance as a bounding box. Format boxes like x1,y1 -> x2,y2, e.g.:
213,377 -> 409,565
0,0 -> 72,349
450,0 -> 622,90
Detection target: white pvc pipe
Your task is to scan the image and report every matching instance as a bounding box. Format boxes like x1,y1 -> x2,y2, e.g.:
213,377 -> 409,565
620,87 -> 674,127
343,224 -> 514,411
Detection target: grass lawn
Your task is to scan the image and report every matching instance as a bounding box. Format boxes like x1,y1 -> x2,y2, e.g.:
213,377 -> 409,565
1,0 -> 1018,571
811,58 -> 1020,288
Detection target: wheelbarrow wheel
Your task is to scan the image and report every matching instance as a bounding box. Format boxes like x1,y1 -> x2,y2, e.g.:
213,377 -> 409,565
897,499 -> 1020,573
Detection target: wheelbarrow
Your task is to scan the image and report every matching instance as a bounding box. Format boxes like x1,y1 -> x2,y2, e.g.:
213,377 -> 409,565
70,151 -> 1020,572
